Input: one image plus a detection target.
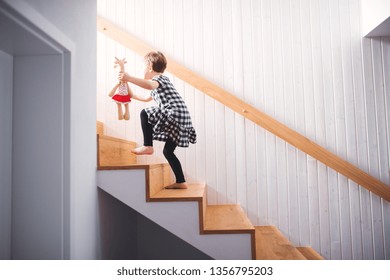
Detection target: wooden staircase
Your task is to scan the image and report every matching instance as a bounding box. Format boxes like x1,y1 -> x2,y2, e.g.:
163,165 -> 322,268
96,121 -> 323,260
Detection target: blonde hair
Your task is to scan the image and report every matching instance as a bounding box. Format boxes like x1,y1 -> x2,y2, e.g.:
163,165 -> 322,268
144,51 -> 167,73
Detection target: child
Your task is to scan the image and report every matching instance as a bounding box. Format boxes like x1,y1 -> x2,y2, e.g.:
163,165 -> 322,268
118,51 -> 197,189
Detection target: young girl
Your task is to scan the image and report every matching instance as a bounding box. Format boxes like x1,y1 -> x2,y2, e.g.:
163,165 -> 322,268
118,51 -> 197,189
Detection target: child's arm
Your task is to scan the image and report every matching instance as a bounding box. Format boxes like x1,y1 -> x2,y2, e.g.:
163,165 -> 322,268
132,93 -> 153,102
125,82 -> 152,102
119,72 -> 159,90
108,83 -> 120,97
130,90 -> 153,102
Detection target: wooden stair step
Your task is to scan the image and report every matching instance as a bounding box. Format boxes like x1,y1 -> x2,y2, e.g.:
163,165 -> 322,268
151,184 -> 205,201
255,226 -> 306,260
97,134 -> 137,167
296,247 -> 324,260
204,205 -> 254,234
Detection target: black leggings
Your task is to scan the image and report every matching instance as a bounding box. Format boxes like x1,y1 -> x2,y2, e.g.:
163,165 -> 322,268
140,109 -> 185,183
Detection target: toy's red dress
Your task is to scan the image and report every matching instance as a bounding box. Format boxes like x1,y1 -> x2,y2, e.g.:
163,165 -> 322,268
112,83 -> 131,104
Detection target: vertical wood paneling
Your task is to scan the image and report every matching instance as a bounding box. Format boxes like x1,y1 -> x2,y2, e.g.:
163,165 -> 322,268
212,0 -> 227,204
340,0 -> 361,259
254,0 -> 268,226
262,0 -> 278,228
274,0 -> 289,237
362,37 -> 377,260
319,0 -> 343,259
242,0 -> 258,221
310,0 -> 331,259
222,1 -> 237,204
282,0 -> 300,246
349,0 -> 366,260
97,0 -> 390,259
371,38 -> 386,259
183,0 -> 197,184
291,0 -> 311,246
202,0 -> 217,203
192,0 -> 206,187
381,37 -> 390,259
302,0 -> 321,251
231,0 -> 247,210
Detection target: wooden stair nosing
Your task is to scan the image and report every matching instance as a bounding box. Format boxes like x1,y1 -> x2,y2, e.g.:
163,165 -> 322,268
98,164 -> 149,171
149,184 -> 206,202
97,163 -> 168,171
98,162 -> 168,170
296,247 -> 324,260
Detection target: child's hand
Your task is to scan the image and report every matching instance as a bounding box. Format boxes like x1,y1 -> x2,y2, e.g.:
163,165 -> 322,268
118,71 -> 129,82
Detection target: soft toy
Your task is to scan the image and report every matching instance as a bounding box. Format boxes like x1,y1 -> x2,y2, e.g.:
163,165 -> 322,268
108,57 -> 133,120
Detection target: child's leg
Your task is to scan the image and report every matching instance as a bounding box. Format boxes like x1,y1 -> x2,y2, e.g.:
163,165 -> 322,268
131,109 -> 154,155
123,104 -> 130,120
140,109 -> 153,146
163,139 -> 187,189
116,103 -> 123,120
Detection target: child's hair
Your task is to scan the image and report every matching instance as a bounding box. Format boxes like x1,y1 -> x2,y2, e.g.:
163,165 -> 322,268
144,51 -> 167,73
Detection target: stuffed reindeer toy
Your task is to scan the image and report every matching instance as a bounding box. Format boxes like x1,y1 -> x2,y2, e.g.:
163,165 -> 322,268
108,57 -> 133,120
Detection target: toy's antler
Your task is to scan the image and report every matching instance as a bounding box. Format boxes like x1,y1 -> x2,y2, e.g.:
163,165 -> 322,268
114,57 -> 127,72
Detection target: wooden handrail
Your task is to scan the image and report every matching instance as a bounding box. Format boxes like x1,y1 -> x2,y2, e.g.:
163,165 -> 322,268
97,16 -> 390,202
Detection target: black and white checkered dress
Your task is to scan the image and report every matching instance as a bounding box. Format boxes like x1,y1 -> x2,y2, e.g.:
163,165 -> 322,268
144,75 -> 197,147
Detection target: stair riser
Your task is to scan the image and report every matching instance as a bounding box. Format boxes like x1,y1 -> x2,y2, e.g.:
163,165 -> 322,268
96,121 -> 104,135
147,164 -> 172,199
97,135 -> 137,167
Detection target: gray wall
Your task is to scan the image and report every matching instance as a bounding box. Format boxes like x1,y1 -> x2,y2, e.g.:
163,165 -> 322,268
1,1 -> 69,259
0,50 -> 13,260
20,0 -> 98,259
0,0 -> 97,259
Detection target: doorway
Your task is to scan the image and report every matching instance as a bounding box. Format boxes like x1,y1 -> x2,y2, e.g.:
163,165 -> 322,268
0,1 -> 72,259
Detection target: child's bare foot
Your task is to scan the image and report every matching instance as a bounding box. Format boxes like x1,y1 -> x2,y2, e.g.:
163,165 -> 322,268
131,146 -> 154,155
165,183 -> 188,189
123,112 -> 130,120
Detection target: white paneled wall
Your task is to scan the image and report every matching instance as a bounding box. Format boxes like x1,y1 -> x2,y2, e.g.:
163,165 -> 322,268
97,0 -> 390,259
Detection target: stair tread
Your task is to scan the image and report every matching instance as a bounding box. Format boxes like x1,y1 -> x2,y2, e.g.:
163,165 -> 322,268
98,133 -> 137,143
204,205 -> 254,233
151,184 -> 205,201
296,247 -> 324,260
255,226 -> 306,260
